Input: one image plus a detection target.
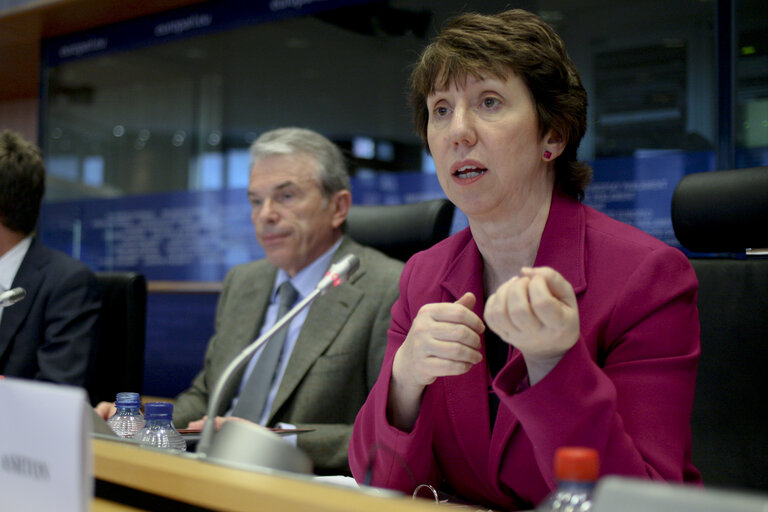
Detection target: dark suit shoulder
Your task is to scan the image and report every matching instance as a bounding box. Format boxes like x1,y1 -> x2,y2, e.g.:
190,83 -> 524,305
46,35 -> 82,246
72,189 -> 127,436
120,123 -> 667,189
22,238 -> 97,284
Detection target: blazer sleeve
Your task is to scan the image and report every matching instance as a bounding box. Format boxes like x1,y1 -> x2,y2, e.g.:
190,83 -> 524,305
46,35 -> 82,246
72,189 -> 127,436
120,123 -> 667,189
38,265 -> 101,386
496,245 -> 701,488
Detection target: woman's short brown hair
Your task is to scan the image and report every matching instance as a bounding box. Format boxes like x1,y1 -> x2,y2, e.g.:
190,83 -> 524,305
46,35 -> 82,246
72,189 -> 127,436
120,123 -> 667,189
410,9 -> 592,200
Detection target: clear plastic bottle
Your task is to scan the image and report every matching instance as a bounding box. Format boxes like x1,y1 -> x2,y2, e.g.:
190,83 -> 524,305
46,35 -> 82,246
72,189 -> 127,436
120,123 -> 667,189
535,447 -> 599,512
106,392 -> 145,438
133,402 -> 186,452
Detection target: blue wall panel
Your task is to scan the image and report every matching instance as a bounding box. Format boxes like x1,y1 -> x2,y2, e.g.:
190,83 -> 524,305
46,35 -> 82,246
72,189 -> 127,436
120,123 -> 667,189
39,157 -> 726,398
144,293 -> 217,397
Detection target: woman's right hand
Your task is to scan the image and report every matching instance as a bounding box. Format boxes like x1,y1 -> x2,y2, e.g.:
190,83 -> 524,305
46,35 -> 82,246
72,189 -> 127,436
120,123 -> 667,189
389,292 -> 485,429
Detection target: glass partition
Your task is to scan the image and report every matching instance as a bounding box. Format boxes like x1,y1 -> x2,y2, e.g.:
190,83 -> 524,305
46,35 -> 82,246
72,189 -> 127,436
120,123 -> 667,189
38,0 -> 724,397
735,0 -> 768,168
41,0 -> 719,201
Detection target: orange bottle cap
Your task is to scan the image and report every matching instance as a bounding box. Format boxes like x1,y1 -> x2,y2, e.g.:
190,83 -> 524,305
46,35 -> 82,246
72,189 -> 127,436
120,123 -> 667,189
554,446 -> 599,481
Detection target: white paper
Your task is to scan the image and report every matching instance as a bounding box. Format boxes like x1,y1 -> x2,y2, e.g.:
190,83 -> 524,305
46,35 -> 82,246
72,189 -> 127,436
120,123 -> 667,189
0,377 -> 91,512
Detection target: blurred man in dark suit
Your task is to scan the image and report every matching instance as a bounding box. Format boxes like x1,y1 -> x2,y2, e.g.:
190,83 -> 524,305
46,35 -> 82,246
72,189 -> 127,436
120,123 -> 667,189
0,130 -> 100,386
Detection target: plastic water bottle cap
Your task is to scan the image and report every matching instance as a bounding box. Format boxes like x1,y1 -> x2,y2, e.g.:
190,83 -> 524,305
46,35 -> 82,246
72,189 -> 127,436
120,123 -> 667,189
144,402 -> 174,420
115,392 -> 141,406
554,447 -> 599,481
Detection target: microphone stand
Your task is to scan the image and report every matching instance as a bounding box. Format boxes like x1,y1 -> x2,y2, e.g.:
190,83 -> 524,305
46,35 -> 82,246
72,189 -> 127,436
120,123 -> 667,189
195,254 -> 359,457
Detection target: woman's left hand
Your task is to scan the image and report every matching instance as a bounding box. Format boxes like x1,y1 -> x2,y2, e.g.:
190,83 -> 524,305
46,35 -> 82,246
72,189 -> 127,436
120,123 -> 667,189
484,266 -> 579,384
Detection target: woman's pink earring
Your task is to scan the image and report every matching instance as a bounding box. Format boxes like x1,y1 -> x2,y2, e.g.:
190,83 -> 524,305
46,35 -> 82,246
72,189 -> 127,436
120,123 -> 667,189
543,150 -> 552,159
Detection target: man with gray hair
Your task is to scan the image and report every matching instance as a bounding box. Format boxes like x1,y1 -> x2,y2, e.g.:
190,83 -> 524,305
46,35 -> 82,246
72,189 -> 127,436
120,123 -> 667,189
172,127 -> 403,474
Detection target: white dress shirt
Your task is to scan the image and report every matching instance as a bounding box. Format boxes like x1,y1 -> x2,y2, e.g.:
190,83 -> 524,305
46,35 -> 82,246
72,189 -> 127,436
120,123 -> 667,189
0,236 -> 32,325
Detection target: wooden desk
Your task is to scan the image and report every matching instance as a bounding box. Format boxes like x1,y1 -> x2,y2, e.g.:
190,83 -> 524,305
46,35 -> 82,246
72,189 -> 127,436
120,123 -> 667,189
93,497 -> 144,511
93,438 -> 440,511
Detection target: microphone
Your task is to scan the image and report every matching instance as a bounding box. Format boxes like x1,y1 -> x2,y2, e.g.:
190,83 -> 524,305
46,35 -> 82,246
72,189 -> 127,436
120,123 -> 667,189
0,287 -> 26,308
195,253 -> 360,459
316,253 -> 360,290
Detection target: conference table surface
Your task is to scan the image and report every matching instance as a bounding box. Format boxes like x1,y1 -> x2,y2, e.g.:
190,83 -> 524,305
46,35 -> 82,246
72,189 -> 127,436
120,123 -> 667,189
92,437 -> 448,511
93,497 -> 144,511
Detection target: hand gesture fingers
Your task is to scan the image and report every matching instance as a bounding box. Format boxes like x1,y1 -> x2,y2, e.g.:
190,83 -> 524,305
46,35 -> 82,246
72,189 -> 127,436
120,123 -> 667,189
485,275 -> 541,336
393,292 -> 485,390
522,266 -> 578,328
485,267 -> 579,361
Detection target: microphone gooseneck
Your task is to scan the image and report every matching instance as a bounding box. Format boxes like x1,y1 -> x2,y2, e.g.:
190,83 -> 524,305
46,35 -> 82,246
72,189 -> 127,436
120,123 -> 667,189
195,253 -> 360,456
0,287 -> 27,308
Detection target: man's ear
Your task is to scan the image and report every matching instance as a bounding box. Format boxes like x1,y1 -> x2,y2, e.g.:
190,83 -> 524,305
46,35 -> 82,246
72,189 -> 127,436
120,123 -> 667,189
330,189 -> 351,229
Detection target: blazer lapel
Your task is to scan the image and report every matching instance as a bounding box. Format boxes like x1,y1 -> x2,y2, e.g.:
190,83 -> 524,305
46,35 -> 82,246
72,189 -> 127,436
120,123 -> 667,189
439,236 -> 501,490
535,190 -> 587,294
217,265 -> 274,414
482,192 -> 587,489
487,349 -> 525,477
268,282 -> 362,422
231,267 -> 274,351
0,240 -> 46,360
267,236 -> 364,423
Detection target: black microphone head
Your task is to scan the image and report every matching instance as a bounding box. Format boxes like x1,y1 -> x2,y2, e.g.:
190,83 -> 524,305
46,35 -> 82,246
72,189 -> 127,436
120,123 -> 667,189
0,287 -> 26,307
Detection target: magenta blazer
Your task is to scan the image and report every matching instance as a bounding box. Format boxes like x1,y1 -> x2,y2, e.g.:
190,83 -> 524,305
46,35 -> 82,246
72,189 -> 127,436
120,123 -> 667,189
349,190 -> 702,510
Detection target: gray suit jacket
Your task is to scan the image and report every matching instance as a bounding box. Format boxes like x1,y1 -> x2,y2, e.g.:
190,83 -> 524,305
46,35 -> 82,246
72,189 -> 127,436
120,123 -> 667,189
173,236 -> 403,474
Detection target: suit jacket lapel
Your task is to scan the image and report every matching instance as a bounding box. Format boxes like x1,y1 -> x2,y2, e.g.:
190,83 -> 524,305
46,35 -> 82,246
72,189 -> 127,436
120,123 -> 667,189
0,239 -> 46,360
534,190 -> 587,294
218,265 -> 274,415
438,236 -> 503,490
267,236 -> 364,423
485,192 -> 588,483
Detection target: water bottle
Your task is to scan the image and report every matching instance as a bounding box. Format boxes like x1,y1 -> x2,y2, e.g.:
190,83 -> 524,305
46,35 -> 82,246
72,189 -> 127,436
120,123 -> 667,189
106,392 -> 145,438
133,402 -> 187,452
535,446 -> 599,512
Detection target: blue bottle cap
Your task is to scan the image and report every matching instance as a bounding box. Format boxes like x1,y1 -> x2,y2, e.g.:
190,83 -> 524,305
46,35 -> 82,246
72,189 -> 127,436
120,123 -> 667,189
144,402 -> 174,420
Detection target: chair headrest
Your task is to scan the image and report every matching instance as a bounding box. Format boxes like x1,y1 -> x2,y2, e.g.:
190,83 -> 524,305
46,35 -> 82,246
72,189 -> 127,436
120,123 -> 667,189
346,198 -> 454,262
671,166 -> 768,253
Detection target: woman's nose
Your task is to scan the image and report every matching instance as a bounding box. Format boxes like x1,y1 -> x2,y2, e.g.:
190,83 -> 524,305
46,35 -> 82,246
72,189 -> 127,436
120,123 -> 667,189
449,106 -> 477,147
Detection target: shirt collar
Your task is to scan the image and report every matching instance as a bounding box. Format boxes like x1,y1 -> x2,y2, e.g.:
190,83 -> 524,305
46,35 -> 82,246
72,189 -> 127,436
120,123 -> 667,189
0,235 -> 32,291
271,237 -> 343,303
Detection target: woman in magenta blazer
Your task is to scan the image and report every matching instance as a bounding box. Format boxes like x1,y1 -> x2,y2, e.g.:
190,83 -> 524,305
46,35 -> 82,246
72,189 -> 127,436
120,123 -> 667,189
349,9 -> 701,510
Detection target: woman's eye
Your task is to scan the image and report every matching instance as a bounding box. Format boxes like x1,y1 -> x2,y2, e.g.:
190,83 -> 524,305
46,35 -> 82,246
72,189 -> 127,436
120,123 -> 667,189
433,105 -> 449,117
482,97 -> 500,109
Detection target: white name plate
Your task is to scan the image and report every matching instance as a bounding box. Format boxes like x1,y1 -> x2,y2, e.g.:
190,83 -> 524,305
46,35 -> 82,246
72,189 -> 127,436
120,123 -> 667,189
0,377 -> 91,512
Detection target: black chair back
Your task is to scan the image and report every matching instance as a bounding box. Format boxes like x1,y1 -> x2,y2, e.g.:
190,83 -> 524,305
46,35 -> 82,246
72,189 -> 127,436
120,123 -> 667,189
346,198 -> 455,262
672,166 -> 768,253
671,167 -> 768,490
88,272 -> 147,405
